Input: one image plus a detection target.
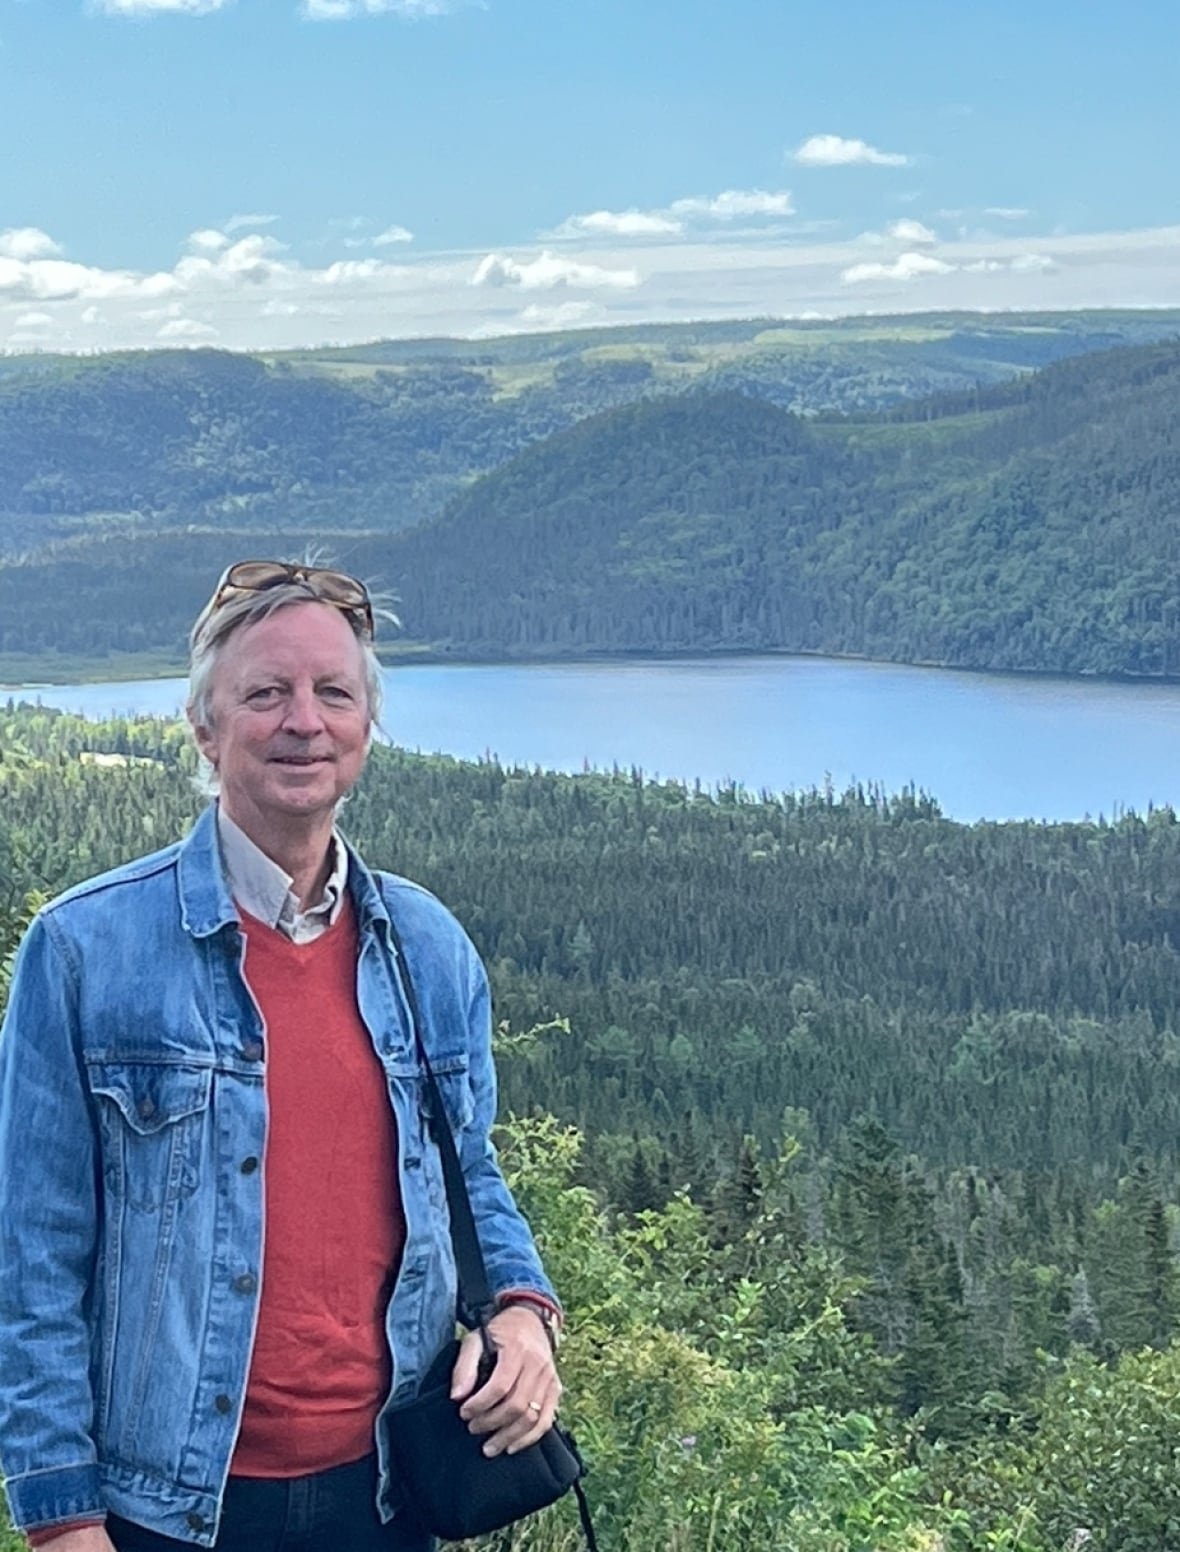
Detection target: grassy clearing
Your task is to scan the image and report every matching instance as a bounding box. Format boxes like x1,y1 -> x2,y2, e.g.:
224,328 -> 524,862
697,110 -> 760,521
0,650 -> 188,689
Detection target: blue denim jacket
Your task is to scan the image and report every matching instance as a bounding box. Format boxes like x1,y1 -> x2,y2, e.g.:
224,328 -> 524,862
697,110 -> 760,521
0,805 -> 557,1544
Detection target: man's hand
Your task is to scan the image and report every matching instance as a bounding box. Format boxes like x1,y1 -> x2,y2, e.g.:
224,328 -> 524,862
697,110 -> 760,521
30,1529 -> 115,1552
450,1305 -> 562,1458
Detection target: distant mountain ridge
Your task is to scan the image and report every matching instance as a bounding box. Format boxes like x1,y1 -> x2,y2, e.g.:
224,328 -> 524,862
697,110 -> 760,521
2,315 -> 1180,677
2,311 -> 1177,552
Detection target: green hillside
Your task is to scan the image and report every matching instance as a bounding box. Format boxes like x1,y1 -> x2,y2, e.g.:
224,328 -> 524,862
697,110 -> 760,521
385,339 -> 1180,675
3,316 -> 1180,678
1,311 -> 1176,552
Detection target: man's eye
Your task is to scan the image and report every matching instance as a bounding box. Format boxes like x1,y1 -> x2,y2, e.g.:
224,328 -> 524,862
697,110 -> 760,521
248,686 -> 282,703
321,685 -> 353,701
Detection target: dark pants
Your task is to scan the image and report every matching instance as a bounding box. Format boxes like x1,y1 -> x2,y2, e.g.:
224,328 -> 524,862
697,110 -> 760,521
107,1455 -> 434,1552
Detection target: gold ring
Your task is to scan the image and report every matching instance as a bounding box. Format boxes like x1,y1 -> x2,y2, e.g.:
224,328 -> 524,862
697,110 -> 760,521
527,1400 -> 542,1415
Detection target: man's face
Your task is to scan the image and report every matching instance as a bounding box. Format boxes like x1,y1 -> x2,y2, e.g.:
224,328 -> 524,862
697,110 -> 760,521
191,601 -> 372,842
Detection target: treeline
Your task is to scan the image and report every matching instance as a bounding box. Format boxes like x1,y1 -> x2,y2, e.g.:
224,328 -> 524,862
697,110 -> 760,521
8,707 -> 1180,1545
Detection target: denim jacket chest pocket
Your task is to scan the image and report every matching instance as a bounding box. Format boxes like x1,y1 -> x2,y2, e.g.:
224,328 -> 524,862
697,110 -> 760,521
420,1052 -> 476,1135
87,1061 -> 212,1213
408,1054 -> 475,1213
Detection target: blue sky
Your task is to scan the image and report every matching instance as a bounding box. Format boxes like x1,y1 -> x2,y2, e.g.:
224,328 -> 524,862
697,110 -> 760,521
1,0 -> 1178,350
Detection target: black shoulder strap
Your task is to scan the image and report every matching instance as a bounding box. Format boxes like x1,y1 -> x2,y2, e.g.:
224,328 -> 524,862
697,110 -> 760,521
383,907 -> 495,1328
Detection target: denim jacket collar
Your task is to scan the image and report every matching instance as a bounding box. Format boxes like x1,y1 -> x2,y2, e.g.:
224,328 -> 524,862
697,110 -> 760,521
176,803 -> 393,946
177,806 -> 237,938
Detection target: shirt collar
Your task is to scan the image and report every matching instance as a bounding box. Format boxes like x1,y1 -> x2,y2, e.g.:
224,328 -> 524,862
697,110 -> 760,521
216,806 -> 348,935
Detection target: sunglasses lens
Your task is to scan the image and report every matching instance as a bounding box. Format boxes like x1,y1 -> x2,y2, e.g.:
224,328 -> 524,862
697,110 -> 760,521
225,561 -> 294,592
309,570 -> 368,607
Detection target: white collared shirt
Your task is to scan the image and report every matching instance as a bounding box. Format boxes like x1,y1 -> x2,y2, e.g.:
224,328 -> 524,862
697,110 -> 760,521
216,807 -> 348,944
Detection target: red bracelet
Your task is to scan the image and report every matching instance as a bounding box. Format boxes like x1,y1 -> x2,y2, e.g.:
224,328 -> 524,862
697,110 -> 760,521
498,1293 -> 563,1351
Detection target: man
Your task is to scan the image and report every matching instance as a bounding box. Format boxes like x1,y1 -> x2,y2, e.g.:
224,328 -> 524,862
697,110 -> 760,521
0,561 -> 562,1551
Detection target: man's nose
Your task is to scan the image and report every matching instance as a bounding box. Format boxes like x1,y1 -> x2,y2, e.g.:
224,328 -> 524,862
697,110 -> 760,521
281,685 -> 327,735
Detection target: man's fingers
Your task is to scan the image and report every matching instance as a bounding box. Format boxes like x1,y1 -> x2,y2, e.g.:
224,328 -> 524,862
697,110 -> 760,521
450,1330 -> 485,1401
478,1371 -> 564,1457
505,1372 -> 563,1454
458,1352 -> 515,1419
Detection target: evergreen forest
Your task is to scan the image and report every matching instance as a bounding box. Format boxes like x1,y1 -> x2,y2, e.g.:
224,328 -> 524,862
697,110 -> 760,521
4,311 -> 1180,681
7,704 -> 1180,1549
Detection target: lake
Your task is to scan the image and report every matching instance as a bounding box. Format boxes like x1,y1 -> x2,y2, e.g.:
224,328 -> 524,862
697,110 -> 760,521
9,655 -> 1180,823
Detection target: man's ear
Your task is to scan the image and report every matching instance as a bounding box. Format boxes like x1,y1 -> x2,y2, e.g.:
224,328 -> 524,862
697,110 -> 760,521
188,706 -> 219,770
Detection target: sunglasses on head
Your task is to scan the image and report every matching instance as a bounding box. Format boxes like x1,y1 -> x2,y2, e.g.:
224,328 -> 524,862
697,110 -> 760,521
211,561 -> 375,639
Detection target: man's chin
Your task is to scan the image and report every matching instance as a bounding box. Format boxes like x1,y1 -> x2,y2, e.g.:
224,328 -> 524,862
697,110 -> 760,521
261,778 -> 341,814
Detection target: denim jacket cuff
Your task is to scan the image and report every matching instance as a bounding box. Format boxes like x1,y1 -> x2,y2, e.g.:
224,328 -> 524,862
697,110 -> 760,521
27,1517 -> 108,1547
6,1461 -> 104,1535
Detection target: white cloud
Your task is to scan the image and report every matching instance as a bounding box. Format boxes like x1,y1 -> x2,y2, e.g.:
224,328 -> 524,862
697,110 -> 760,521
960,254 -> 1056,275
186,228 -> 231,254
793,134 -> 910,168
1011,252 -> 1055,272
0,255 -> 176,302
157,318 -> 219,339
1,221 -> 1171,356
670,188 -> 794,220
887,219 -> 936,245
558,209 -> 684,239
517,301 -> 595,330
317,258 -> 386,283
224,213 -> 280,233
843,251 -> 955,283
329,216 -> 413,250
13,311 -> 53,330
176,233 -> 288,286
471,250 -> 641,291
554,189 -> 793,241
95,0 -> 231,13
302,0 -> 462,17
0,227 -> 63,261
847,248 -> 1057,285
985,207 -> 1031,221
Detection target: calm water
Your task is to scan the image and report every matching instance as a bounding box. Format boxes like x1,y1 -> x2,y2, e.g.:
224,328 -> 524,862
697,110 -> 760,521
9,655 -> 1180,823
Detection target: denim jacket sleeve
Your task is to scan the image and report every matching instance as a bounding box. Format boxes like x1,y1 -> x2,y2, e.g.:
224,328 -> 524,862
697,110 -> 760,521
452,946 -> 560,1313
0,912 -> 106,1533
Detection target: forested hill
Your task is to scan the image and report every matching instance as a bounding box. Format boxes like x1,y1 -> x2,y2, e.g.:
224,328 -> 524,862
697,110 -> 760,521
387,339 -> 1180,675
4,312 -> 1172,552
3,318 -> 1180,676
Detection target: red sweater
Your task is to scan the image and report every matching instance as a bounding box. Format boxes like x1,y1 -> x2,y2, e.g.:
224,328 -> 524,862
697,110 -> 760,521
232,897 -> 405,1477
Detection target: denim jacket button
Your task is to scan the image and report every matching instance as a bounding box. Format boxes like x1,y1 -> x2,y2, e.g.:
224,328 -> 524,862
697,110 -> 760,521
233,1273 -> 257,1294
214,1393 -> 233,1414
186,1512 -> 207,1532
239,1156 -> 259,1174
241,1041 -> 263,1062
137,1096 -> 156,1119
